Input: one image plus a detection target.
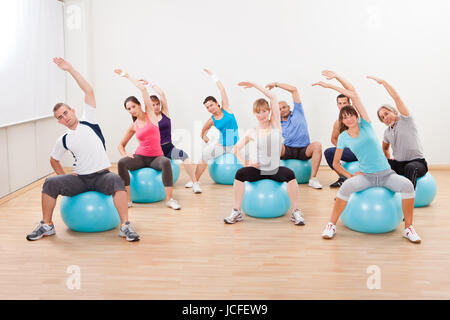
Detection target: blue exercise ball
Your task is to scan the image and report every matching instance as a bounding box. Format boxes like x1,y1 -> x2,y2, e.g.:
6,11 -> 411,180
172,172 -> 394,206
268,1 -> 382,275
281,159 -> 311,184
129,168 -> 166,203
414,172 -> 437,207
341,161 -> 360,175
60,191 -> 120,232
341,187 -> 403,234
208,153 -> 243,185
241,179 -> 291,218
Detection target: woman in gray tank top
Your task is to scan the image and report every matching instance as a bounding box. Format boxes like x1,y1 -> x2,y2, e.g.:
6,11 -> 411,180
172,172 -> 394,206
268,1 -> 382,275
368,76 -> 428,189
223,82 -> 304,226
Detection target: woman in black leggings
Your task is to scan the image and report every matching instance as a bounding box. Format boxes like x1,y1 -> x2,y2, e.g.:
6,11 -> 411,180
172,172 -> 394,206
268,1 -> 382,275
367,76 -> 428,189
223,81 -> 303,225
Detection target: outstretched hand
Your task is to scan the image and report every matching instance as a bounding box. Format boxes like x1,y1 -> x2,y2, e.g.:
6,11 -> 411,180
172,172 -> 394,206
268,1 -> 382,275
114,68 -> 126,76
321,70 -> 337,80
138,79 -> 149,86
312,81 -> 330,88
366,76 -> 384,84
53,57 -> 73,71
238,81 -> 254,89
203,68 -> 214,76
265,82 -> 276,90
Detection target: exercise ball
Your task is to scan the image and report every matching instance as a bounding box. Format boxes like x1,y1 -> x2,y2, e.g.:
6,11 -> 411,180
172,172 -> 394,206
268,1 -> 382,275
241,179 -> 291,218
414,172 -> 437,207
341,187 -> 403,234
341,161 -> 360,175
208,153 -> 243,185
281,159 -> 311,184
60,191 -> 120,232
129,168 -> 166,203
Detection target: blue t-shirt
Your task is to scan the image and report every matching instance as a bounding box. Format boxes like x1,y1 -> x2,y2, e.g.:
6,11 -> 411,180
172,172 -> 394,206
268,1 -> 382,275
281,101 -> 310,148
211,108 -> 239,146
337,118 -> 390,174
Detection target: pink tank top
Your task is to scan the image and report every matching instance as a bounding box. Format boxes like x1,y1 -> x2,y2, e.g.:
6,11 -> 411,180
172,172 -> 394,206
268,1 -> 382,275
135,114 -> 164,157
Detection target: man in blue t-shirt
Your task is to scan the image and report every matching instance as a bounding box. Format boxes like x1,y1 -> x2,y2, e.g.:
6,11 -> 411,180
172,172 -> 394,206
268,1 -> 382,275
265,82 -> 323,189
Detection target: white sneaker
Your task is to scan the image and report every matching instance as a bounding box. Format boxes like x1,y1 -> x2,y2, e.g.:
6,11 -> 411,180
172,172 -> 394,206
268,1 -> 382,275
290,209 -> 305,225
403,226 -> 421,243
166,198 -> 181,210
322,222 -> 336,239
193,182 -> 202,194
224,208 -> 243,224
128,201 -> 133,208
185,181 -> 193,188
309,177 -> 323,189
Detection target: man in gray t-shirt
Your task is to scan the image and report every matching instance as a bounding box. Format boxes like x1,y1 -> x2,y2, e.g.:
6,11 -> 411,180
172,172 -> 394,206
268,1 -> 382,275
368,76 -> 428,189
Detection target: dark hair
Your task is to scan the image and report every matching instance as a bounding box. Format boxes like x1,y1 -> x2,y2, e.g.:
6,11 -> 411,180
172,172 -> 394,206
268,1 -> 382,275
338,105 -> 359,133
336,94 -> 350,104
203,96 -> 218,105
53,102 -> 70,113
150,95 -> 160,103
124,96 -> 140,122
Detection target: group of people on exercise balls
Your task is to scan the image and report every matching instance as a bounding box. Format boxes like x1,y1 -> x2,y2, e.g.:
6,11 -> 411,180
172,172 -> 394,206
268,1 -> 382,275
26,58 -> 427,244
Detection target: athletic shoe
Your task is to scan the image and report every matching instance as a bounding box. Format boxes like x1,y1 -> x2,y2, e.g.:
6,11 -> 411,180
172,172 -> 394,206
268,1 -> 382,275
185,181 -> 193,188
224,208 -> 243,224
119,221 -> 140,242
330,176 -> 346,188
128,201 -> 133,208
403,226 -> 421,243
290,209 -> 305,225
166,198 -> 181,210
26,221 -> 56,241
193,182 -> 202,194
322,222 -> 336,239
308,177 -> 323,189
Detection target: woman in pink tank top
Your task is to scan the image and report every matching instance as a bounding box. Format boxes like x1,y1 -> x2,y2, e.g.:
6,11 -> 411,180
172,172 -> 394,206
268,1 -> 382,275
115,69 -> 181,210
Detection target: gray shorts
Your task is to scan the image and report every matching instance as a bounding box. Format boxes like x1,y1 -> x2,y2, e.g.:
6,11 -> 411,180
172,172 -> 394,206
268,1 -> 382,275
202,143 -> 235,162
336,169 -> 415,201
42,169 -> 126,199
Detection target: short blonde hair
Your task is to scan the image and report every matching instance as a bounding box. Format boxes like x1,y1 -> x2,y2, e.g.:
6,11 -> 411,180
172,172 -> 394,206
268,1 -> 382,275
253,98 -> 270,113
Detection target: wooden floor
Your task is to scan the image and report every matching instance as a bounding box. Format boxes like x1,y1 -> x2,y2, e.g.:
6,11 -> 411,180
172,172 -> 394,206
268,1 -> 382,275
1,166 -> 450,300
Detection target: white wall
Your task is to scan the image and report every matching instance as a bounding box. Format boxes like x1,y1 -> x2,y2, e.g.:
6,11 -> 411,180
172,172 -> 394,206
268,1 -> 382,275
66,0 -> 450,164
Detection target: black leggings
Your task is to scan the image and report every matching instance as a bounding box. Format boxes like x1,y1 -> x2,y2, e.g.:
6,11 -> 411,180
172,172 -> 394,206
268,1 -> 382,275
235,166 -> 296,183
388,158 -> 428,190
118,154 -> 173,187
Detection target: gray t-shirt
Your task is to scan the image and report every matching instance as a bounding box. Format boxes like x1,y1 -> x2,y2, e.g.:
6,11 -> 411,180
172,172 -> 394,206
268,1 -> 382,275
383,114 -> 424,161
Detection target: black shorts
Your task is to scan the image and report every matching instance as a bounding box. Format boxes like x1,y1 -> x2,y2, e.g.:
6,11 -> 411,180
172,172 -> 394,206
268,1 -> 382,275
234,166 -> 296,183
281,145 -> 310,161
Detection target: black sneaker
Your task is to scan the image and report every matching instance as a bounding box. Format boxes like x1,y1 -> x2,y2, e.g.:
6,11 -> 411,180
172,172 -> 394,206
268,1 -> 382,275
330,176 -> 346,188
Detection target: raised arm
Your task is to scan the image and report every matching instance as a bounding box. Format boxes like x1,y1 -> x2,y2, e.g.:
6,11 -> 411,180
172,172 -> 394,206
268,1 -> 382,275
139,79 -> 170,117
239,82 -> 281,129
204,69 -> 231,112
265,82 -> 301,103
53,57 -> 95,108
312,80 -> 370,123
114,69 -> 157,124
367,76 -> 410,116
322,70 -> 355,92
